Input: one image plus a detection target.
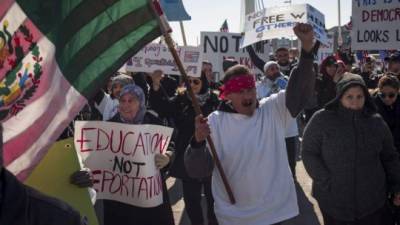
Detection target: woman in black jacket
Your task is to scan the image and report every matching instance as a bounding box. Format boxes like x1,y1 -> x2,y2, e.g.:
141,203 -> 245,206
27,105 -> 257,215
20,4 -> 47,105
302,74 -> 400,225
373,75 -> 400,152
149,72 -> 220,225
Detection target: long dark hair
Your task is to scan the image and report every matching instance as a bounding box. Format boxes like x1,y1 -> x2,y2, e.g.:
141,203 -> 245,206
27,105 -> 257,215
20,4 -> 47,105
198,71 -> 210,94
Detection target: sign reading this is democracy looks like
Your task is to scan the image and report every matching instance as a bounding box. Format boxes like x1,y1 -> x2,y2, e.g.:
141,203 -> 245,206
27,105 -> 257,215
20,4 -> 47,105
351,0 -> 400,50
125,43 -> 202,77
241,4 -> 328,47
201,32 -> 271,79
74,121 -> 173,208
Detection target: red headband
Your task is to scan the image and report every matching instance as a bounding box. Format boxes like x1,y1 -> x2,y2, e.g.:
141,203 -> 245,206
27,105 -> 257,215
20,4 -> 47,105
219,75 -> 256,99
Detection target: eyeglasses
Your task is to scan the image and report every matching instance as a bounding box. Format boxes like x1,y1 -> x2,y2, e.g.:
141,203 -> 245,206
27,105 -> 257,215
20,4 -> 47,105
188,79 -> 201,85
378,92 -> 397,99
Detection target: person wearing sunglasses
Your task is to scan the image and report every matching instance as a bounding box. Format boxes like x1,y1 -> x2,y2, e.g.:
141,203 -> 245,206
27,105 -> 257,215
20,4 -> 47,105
149,72 -> 220,225
373,75 -> 400,152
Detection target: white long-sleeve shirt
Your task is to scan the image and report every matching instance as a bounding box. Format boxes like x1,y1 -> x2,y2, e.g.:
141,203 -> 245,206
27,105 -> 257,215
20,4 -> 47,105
207,91 -> 299,225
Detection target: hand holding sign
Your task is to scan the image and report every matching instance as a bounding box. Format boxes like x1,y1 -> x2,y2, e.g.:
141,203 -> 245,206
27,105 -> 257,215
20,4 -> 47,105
155,153 -> 170,169
70,169 -> 93,188
293,23 -> 314,53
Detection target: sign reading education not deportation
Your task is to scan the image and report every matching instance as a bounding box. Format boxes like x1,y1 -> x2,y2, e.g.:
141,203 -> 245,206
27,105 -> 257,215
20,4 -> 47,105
351,0 -> 400,50
125,43 -> 202,77
241,4 -> 328,47
74,121 -> 173,208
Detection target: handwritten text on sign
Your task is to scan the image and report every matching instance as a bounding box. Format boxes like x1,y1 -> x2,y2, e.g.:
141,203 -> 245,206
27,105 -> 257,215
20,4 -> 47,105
352,0 -> 400,50
125,43 -> 202,77
201,32 -> 271,79
74,121 -> 173,208
241,4 -> 329,47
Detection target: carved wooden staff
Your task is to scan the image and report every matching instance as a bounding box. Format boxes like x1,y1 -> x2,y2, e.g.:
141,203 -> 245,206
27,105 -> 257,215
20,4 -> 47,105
150,0 -> 236,204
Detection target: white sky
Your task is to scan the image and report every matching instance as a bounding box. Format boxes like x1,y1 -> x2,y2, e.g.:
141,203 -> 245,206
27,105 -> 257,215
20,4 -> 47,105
169,0 -> 352,46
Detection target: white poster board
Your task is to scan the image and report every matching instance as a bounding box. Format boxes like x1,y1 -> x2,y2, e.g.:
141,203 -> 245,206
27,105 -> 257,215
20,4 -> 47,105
74,121 -> 173,208
125,43 -> 202,77
241,4 -> 328,47
201,32 -> 271,80
351,0 -> 400,50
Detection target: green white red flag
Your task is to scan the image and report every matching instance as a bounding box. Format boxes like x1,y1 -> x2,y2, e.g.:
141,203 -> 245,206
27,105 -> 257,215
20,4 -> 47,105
0,0 -> 169,180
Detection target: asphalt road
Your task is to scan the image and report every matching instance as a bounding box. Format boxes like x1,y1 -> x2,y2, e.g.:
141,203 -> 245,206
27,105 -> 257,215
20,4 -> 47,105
167,161 -> 324,225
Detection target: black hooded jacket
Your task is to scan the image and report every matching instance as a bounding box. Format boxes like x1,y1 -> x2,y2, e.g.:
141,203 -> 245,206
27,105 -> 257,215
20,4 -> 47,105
373,94 -> 400,152
302,74 -> 400,221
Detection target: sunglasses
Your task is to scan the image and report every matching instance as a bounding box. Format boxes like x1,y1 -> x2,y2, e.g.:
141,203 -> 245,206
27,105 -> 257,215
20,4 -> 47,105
378,92 -> 397,99
188,79 -> 201,85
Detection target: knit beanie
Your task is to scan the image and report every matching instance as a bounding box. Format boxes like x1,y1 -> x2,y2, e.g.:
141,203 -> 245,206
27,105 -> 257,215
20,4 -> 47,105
335,73 -> 366,98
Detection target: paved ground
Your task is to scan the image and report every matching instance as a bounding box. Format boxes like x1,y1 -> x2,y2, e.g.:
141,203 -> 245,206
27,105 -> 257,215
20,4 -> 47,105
167,161 -> 324,225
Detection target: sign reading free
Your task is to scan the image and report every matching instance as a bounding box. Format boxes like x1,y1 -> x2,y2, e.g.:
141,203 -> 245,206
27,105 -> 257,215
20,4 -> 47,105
241,4 -> 329,47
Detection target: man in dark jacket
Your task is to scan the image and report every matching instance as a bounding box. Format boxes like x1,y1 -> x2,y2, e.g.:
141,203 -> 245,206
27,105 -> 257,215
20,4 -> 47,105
0,125 -> 84,225
247,46 -> 296,77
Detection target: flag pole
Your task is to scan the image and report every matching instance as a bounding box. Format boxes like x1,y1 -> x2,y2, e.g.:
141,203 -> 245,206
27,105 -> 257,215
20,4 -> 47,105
149,0 -> 236,204
179,21 -> 188,46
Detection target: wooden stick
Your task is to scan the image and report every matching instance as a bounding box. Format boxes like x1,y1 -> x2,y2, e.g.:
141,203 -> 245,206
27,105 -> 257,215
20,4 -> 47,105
163,33 -> 236,204
149,0 -> 235,204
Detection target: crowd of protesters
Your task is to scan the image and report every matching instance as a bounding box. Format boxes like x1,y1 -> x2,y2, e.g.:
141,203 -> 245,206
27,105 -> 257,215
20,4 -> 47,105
2,22 -> 400,225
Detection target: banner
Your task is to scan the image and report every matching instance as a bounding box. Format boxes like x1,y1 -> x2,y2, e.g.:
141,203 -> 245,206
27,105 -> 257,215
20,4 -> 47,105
125,43 -> 202,77
351,0 -> 400,50
74,121 -> 173,208
25,138 -> 99,225
241,4 -> 328,47
201,32 -> 271,80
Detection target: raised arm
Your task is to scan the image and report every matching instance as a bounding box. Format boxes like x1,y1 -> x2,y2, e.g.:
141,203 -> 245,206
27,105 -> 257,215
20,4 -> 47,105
286,23 -> 318,117
246,45 -> 265,72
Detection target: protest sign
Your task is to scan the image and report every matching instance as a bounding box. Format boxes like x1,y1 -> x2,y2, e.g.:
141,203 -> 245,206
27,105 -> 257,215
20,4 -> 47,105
201,32 -> 271,80
125,43 -> 202,77
74,121 -> 173,208
241,4 -> 328,47
316,37 -> 334,64
25,138 -> 99,225
351,0 -> 400,50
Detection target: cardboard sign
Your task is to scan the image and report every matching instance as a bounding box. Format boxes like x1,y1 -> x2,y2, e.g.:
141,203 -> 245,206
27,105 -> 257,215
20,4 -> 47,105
241,4 -> 328,47
25,138 -> 99,225
74,121 -> 173,208
201,32 -> 271,80
351,0 -> 400,50
125,43 -> 202,77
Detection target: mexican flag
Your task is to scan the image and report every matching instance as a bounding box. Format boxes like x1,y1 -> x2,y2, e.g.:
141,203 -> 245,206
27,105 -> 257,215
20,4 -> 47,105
0,0 -> 168,180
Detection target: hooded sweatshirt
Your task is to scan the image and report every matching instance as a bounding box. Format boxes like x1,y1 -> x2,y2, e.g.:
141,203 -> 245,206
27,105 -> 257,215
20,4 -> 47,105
302,74 -> 400,221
